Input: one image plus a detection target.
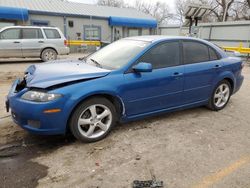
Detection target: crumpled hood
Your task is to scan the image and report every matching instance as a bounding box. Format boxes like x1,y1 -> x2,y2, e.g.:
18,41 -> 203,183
24,59 -> 111,88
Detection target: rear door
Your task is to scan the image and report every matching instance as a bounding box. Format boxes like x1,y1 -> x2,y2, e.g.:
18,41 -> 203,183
0,28 -> 22,57
21,28 -> 45,57
182,40 -> 223,104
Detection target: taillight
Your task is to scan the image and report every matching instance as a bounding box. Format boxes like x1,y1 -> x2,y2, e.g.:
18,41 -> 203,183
64,40 -> 68,46
241,62 -> 245,69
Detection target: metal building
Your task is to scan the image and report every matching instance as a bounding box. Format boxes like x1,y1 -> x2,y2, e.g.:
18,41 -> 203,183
0,0 -> 157,43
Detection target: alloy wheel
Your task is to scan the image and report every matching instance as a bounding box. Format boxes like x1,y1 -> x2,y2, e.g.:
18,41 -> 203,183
77,104 -> 112,139
214,83 -> 230,108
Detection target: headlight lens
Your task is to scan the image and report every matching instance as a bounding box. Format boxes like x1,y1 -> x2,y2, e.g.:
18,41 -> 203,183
21,91 -> 62,102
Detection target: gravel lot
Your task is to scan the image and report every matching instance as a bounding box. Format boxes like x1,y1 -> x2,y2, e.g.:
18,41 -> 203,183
0,55 -> 249,188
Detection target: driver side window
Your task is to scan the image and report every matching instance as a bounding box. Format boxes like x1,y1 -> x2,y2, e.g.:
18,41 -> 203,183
138,41 -> 180,69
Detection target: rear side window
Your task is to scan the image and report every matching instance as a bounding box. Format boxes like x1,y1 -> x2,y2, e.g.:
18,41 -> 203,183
183,41 -> 210,64
209,47 -> 220,61
138,41 -> 180,69
0,28 -> 21,39
44,29 -> 61,39
22,28 -> 43,39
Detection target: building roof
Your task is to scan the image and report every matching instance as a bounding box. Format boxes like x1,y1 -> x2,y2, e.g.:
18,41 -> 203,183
0,0 -> 154,20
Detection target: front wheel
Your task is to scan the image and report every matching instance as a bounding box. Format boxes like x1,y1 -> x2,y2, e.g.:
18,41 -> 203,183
207,80 -> 232,111
69,97 -> 117,142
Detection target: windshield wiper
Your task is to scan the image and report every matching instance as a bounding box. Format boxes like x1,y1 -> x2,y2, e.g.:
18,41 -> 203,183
90,58 -> 102,68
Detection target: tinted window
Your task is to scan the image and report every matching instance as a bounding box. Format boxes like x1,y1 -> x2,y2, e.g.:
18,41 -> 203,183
209,47 -> 219,61
44,29 -> 61,39
22,28 -> 43,39
183,41 -> 209,64
0,29 -> 20,39
138,41 -> 180,69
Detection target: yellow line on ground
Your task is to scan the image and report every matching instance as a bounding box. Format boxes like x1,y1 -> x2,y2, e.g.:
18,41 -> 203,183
192,155 -> 250,188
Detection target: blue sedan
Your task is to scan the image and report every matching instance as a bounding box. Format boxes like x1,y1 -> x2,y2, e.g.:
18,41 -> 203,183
7,36 -> 244,142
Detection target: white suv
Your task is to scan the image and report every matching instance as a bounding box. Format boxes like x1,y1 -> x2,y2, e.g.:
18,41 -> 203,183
0,26 -> 69,62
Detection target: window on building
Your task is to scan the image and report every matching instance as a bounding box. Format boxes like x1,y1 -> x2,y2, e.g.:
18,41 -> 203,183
31,20 -> 49,26
44,29 -> 61,39
68,20 -> 74,28
128,29 -> 139,37
183,41 -> 210,64
22,28 -> 43,39
84,26 -> 101,40
0,28 -> 21,39
138,41 -> 180,69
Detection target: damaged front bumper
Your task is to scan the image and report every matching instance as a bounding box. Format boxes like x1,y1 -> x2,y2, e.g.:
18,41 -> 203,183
7,79 -> 67,135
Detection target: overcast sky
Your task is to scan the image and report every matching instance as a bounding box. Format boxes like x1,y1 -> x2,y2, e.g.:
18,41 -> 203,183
69,0 -> 176,12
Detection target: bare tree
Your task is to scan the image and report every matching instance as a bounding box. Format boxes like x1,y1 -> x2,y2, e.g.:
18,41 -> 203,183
97,0 -> 126,8
175,0 -> 250,22
175,0 -> 186,24
135,0 -> 173,24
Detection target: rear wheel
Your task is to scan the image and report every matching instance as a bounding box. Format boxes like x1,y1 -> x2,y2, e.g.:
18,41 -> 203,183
41,48 -> 57,62
69,97 -> 117,142
207,80 -> 232,111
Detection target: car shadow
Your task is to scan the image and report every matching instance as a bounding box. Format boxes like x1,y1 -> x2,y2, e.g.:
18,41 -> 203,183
0,59 -> 43,64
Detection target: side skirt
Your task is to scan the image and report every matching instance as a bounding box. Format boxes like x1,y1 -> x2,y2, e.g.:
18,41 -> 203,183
120,99 -> 208,123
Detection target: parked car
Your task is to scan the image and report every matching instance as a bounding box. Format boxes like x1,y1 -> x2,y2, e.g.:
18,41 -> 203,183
6,36 -> 244,142
0,26 -> 69,61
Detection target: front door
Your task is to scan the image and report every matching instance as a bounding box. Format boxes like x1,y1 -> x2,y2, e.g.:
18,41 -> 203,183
122,41 -> 184,116
0,28 -> 22,58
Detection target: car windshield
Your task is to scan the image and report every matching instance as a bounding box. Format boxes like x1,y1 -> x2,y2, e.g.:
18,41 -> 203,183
85,39 -> 150,70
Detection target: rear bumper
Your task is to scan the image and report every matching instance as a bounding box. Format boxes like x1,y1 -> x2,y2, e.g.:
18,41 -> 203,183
233,75 -> 244,94
57,46 -> 70,55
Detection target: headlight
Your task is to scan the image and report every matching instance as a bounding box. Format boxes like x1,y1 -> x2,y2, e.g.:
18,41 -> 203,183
21,91 -> 62,102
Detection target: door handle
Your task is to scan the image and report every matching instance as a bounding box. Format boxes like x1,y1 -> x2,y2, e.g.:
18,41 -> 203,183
173,72 -> 183,76
13,41 -> 20,43
213,64 -> 221,69
38,41 -> 44,43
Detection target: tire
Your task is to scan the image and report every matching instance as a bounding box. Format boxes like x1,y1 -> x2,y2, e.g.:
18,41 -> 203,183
207,80 -> 232,111
41,48 -> 57,62
69,97 -> 117,142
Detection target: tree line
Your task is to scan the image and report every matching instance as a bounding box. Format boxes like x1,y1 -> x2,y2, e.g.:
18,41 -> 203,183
96,0 -> 250,24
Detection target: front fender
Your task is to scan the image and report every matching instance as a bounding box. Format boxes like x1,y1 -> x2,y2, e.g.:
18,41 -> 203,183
54,76 -> 125,130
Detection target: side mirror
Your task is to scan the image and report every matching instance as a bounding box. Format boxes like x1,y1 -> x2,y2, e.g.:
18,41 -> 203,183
133,62 -> 152,73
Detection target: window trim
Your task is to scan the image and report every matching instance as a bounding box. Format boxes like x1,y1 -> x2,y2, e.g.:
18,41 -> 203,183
125,40 -> 182,74
0,28 -> 21,40
83,25 -> 101,41
181,39 -> 221,65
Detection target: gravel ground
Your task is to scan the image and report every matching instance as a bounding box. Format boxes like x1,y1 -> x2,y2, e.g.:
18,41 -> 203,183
0,55 -> 249,188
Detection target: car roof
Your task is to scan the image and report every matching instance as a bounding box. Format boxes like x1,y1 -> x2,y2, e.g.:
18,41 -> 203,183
124,35 -> 228,58
124,35 -> 206,43
0,26 -> 59,30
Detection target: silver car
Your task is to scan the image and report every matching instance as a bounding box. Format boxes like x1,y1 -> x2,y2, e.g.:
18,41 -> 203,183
0,26 -> 69,62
